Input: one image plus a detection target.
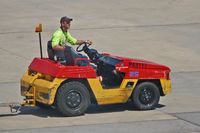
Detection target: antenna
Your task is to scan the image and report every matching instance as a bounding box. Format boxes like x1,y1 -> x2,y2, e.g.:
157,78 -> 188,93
35,24 -> 43,58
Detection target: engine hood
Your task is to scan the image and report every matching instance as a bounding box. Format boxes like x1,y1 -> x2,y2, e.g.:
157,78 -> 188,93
103,53 -> 171,71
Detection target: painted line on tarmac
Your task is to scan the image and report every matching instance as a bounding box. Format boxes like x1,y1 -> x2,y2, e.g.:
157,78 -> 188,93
0,81 -> 19,85
1,22 -> 200,35
172,71 -> 200,74
0,47 -> 29,60
73,22 -> 200,30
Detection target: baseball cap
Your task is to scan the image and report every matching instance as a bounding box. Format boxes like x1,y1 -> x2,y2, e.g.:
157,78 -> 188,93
60,16 -> 73,23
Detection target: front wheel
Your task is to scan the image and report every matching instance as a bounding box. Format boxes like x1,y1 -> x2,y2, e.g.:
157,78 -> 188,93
132,82 -> 160,110
56,81 -> 91,116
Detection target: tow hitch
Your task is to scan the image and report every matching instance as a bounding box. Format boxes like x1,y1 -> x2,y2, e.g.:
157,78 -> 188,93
0,102 -> 22,113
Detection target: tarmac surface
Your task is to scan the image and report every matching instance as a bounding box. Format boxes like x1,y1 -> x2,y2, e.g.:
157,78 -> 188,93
0,0 -> 200,133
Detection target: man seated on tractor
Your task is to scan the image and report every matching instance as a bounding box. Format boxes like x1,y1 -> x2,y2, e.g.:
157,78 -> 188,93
50,16 -> 92,64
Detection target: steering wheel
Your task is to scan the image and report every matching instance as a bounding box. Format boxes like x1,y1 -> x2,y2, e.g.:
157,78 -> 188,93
76,43 -> 91,52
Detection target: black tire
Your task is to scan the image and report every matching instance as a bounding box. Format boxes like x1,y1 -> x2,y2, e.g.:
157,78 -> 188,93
132,82 -> 160,110
56,81 -> 90,116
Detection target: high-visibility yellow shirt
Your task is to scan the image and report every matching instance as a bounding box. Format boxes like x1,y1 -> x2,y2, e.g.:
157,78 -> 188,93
51,28 -> 77,48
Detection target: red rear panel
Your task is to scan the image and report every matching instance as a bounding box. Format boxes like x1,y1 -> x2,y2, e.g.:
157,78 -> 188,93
29,58 -> 97,78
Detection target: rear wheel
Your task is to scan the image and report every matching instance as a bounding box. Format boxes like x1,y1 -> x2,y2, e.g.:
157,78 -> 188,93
132,82 -> 160,110
56,81 -> 90,116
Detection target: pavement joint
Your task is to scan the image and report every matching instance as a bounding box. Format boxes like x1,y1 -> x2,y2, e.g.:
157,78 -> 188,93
169,112 -> 200,127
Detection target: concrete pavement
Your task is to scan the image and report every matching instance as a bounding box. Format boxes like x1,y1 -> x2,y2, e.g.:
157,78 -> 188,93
0,0 -> 200,132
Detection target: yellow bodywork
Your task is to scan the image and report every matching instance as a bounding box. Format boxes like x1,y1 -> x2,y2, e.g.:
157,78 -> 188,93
87,78 -> 138,105
21,71 -> 65,106
160,79 -> 172,95
87,79 -> 171,104
21,71 -> 171,106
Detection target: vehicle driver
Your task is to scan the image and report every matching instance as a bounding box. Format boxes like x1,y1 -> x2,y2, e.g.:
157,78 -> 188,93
51,16 -> 92,64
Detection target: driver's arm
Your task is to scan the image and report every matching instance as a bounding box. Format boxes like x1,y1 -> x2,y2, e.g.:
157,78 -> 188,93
52,31 -> 65,51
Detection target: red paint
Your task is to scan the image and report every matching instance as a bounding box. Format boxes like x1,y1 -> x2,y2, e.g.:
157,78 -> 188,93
29,53 -> 171,80
106,53 -> 171,79
29,58 -> 97,78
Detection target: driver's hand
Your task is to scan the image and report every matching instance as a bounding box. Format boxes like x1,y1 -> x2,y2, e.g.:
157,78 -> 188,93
85,40 -> 93,45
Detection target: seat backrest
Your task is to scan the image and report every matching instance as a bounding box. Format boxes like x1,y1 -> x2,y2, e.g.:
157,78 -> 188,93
47,40 -> 55,60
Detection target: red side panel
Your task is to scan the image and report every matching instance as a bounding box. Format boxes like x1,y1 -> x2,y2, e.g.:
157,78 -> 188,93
29,58 -> 97,78
114,58 -> 171,79
124,68 -> 170,79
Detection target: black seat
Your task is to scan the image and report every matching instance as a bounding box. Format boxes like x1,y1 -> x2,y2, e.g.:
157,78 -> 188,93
47,40 -> 55,60
47,41 -> 89,66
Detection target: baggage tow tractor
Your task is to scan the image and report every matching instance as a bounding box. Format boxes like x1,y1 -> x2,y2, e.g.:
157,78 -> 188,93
1,24 -> 171,116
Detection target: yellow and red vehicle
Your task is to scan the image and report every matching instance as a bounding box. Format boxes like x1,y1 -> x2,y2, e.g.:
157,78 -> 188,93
21,43 -> 171,116
20,25 -> 171,116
